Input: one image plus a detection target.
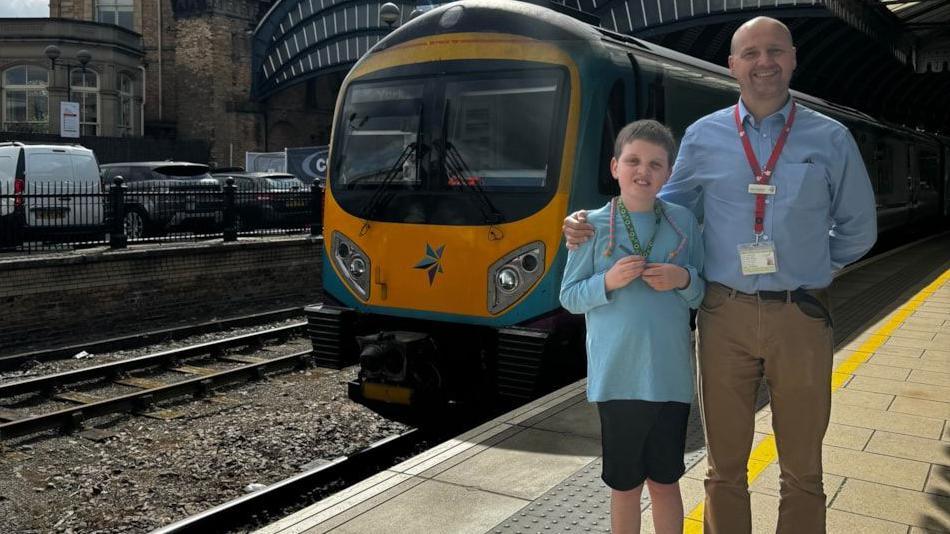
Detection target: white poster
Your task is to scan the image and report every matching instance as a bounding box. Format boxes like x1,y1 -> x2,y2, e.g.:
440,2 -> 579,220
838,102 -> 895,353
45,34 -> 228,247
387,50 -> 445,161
60,102 -> 80,138
245,151 -> 286,172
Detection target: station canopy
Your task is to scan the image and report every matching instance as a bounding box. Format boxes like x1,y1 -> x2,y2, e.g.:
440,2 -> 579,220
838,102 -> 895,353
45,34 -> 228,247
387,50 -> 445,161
252,0 -> 950,132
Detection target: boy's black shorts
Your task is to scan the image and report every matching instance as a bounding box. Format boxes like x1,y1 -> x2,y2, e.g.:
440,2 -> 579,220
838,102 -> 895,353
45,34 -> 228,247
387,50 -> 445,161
597,399 -> 691,491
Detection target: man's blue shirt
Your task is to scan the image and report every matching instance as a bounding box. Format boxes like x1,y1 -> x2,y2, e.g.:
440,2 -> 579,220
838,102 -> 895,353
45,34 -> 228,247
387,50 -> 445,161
661,98 -> 877,292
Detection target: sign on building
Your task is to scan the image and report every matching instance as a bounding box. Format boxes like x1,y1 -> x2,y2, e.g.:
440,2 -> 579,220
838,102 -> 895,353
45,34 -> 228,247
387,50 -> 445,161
60,102 -> 80,138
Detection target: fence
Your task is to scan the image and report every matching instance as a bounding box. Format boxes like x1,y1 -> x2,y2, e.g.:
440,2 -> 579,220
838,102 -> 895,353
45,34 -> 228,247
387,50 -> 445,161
0,177 -> 324,253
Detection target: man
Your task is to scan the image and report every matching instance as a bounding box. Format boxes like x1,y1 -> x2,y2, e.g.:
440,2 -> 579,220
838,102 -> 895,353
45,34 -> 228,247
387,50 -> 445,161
563,16 -> 877,534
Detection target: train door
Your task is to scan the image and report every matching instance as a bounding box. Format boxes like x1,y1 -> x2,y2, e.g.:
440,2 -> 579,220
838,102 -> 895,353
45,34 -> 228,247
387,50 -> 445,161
874,137 -> 910,233
943,145 -> 950,217
913,144 -> 941,224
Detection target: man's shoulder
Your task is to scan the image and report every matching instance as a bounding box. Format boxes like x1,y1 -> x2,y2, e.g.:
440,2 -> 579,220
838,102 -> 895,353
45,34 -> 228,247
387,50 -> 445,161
688,107 -> 734,131
795,102 -> 850,136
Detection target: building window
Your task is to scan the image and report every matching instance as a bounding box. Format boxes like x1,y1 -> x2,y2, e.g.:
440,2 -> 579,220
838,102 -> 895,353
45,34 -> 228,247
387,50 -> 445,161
118,73 -> 133,137
1,65 -> 49,133
70,69 -> 99,136
96,0 -> 134,30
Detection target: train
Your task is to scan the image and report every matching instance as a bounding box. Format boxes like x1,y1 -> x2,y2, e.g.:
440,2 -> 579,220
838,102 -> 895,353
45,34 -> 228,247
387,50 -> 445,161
306,0 -> 950,406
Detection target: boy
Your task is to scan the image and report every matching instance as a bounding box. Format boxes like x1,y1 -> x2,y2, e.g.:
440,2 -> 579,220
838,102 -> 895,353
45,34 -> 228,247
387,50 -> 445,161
559,120 -> 704,534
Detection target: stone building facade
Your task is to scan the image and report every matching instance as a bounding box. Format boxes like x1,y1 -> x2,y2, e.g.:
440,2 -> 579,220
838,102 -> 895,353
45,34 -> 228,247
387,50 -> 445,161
49,0 -> 337,166
0,18 -> 144,137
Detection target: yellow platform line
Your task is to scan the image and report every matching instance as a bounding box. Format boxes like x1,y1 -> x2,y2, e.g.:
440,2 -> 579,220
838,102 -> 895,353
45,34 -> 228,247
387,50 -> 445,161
682,268 -> 950,532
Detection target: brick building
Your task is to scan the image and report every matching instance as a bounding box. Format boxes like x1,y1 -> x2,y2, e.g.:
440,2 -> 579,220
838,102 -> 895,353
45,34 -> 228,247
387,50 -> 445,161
48,0 -> 339,166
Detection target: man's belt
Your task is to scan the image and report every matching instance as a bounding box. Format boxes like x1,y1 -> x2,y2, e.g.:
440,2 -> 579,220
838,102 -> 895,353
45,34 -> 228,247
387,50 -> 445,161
719,284 -> 833,328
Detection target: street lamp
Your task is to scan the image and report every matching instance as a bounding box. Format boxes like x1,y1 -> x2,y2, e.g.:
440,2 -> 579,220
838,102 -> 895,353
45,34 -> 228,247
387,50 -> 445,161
43,45 -> 92,102
380,3 -> 400,28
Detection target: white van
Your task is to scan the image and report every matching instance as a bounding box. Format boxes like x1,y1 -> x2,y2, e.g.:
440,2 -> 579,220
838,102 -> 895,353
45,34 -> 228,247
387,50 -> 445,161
0,142 -> 104,246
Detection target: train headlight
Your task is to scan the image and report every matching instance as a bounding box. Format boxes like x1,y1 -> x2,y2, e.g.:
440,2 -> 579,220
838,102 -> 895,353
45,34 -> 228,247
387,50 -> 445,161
497,268 -> 520,293
331,232 -> 370,300
348,257 -> 367,277
488,242 -> 545,314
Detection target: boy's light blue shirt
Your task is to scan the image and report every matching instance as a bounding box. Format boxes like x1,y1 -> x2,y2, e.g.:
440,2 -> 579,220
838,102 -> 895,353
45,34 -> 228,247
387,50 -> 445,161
661,98 -> 877,293
560,199 -> 704,403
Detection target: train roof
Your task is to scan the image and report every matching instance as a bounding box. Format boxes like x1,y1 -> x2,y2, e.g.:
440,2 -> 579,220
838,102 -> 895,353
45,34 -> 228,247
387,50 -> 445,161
372,0 -> 941,143
374,0 -> 603,52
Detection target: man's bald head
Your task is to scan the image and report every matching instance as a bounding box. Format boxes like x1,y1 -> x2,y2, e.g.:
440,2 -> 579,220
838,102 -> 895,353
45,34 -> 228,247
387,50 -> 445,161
731,17 -> 794,54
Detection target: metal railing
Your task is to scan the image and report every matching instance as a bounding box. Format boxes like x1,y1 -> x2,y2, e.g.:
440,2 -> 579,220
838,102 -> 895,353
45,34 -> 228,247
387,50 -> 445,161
0,177 -> 324,253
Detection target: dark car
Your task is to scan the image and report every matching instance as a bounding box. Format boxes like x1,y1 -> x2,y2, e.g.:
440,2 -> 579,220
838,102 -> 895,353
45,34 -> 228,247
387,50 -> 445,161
100,162 -> 222,238
211,171 -> 311,230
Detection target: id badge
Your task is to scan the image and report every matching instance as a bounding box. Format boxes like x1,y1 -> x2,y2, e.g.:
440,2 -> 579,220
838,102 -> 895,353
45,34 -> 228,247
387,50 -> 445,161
738,241 -> 778,275
748,183 -> 776,195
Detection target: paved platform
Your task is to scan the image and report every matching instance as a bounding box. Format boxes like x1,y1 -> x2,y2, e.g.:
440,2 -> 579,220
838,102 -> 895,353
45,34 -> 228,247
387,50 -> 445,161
258,257 -> 950,534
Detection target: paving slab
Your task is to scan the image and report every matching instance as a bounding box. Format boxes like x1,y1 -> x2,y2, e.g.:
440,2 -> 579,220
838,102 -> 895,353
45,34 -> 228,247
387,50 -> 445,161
924,463 -> 950,497
432,427 -> 600,500
327,479 -> 527,534
831,388 -> 894,410
822,445 -> 931,490
821,422 -> 875,450
889,396 -> 950,419
846,374 -> 950,404
864,430 -> 950,464
850,362 -> 912,380
890,329 -> 939,341
909,368 -> 950,388
874,344 -> 927,357
531,397 -> 600,440
831,478 -> 950,530
868,353 -> 948,372
830,402 -> 944,439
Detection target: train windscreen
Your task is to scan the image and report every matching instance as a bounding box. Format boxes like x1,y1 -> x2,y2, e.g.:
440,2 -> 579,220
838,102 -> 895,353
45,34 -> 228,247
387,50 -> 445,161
331,67 -> 567,225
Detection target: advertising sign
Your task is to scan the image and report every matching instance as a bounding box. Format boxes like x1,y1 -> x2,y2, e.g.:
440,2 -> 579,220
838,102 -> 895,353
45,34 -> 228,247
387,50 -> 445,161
286,145 -> 329,185
60,102 -> 80,138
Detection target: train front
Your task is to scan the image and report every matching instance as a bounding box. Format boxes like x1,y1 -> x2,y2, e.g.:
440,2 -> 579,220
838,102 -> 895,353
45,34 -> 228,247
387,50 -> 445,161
314,1 -> 592,405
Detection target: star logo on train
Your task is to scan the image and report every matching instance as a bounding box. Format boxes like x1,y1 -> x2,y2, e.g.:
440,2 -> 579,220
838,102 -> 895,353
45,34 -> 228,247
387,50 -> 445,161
414,244 -> 445,285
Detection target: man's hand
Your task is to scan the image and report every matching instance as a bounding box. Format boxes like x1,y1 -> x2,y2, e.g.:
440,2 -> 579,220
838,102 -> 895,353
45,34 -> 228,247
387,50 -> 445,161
563,210 -> 595,250
605,255 -> 646,291
642,263 -> 690,292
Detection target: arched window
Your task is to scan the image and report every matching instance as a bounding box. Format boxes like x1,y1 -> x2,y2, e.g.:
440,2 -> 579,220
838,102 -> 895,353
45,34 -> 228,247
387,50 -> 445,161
1,65 -> 50,133
70,69 -> 99,136
118,73 -> 133,137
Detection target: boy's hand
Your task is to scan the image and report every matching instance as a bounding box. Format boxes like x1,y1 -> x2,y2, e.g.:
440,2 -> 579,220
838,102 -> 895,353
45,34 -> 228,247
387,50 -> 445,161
605,255 -> 646,291
563,210 -> 594,250
642,263 -> 690,292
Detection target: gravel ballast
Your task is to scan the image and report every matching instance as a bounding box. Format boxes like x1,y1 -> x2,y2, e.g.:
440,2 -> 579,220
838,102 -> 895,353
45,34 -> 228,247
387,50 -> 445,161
0,325 -> 410,533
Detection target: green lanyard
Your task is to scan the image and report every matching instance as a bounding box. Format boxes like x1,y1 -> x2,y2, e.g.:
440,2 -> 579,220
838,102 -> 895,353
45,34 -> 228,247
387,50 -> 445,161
617,199 -> 662,260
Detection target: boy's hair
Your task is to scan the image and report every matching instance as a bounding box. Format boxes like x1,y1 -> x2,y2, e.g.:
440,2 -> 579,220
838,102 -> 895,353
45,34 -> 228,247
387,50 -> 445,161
613,119 -> 677,168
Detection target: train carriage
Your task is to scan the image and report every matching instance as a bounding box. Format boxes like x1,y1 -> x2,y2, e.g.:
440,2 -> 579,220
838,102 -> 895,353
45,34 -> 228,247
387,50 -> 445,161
308,0 -> 949,406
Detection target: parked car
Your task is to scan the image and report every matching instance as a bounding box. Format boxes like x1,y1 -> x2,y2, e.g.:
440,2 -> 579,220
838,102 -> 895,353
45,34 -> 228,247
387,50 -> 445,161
100,161 -> 222,238
0,142 -> 104,247
210,171 -> 310,230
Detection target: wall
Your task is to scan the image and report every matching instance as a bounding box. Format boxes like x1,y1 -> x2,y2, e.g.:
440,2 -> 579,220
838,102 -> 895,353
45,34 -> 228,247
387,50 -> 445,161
0,238 -> 323,356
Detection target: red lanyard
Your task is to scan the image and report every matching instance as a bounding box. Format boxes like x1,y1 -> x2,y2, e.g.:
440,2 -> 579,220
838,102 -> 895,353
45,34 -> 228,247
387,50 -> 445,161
733,101 -> 797,236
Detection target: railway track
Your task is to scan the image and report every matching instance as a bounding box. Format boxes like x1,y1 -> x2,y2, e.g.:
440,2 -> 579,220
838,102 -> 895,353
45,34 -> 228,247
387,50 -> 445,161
0,307 -> 305,372
0,324 -> 308,441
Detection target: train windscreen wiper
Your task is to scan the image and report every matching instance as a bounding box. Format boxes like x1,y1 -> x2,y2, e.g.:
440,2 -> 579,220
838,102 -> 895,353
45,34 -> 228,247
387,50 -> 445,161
443,141 -> 504,225
439,100 -> 504,227
358,141 -> 418,222
355,103 -> 425,226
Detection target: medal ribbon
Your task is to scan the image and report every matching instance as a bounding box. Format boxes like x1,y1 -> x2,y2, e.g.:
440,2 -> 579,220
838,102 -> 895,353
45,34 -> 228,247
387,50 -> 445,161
733,101 -> 797,236
617,199 -> 662,260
